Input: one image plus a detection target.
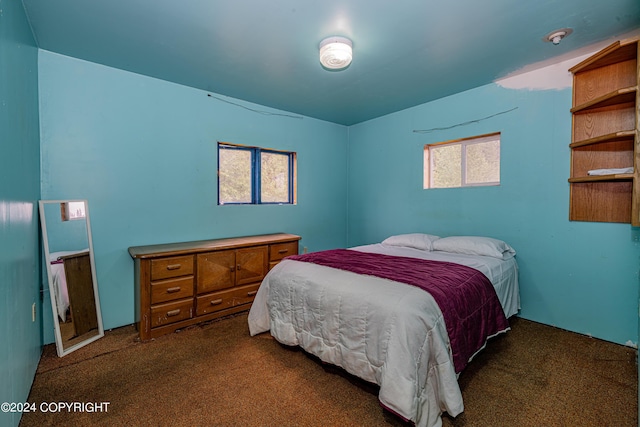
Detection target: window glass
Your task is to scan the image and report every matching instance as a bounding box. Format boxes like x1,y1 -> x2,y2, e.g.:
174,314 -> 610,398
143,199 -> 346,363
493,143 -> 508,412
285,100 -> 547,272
219,146 -> 252,204
261,151 -> 290,203
465,140 -> 500,185
431,144 -> 462,188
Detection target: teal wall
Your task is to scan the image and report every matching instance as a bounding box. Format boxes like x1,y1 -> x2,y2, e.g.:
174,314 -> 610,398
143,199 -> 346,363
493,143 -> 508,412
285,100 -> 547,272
0,1 -> 42,426
348,81 -> 640,346
38,51 -> 349,340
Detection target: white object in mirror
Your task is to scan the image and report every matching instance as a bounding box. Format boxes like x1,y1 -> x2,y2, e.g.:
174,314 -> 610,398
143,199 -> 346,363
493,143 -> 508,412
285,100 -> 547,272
39,200 -> 104,357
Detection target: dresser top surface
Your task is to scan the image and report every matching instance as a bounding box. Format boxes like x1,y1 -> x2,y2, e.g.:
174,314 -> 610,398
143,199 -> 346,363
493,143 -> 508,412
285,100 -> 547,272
128,233 -> 300,259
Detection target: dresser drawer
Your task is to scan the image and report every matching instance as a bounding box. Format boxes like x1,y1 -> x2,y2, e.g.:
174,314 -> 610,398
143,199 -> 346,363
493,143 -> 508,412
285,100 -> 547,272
151,276 -> 194,304
196,283 -> 260,316
270,242 -> 298,262
151,255 -> 194,280
150,299 -> 193,328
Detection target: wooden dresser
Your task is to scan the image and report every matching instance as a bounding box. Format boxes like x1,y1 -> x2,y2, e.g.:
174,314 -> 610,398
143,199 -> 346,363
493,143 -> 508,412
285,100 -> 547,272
128,233 -> 300,340
59,251 -> 98,336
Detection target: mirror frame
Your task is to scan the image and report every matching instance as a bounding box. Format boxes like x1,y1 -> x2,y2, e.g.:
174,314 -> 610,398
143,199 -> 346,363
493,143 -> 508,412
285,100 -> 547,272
39,199 -> 104,357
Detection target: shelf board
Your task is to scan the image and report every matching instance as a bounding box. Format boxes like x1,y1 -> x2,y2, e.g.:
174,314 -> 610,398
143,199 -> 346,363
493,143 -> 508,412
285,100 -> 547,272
569,173 -> 633,183
570,86 -> 637,113
570,39 -> 638,74
570,130 -> 636,148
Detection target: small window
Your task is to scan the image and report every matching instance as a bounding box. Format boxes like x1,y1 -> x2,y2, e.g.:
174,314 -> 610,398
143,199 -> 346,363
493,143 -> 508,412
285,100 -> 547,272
424,133 -> 500,189
60,201 -> 86,221
218,142 -> 296,205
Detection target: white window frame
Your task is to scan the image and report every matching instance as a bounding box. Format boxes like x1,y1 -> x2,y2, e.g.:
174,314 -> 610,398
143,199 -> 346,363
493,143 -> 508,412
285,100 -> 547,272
424,132 -> 501,189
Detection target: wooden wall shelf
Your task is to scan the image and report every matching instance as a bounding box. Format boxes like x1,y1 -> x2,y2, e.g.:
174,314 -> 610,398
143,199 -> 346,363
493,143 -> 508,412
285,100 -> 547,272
569,131 -> 635,148
568,37 -> 639,226
570,87 -> 636,113
569,174 -> 633,183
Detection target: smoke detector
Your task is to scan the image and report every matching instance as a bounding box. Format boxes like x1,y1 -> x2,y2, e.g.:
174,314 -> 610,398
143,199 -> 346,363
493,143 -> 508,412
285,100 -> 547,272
544,28 -> 573,45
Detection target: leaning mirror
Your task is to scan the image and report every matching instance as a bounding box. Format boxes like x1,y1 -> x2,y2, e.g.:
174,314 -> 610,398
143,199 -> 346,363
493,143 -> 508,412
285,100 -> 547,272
39,200 -> 104,357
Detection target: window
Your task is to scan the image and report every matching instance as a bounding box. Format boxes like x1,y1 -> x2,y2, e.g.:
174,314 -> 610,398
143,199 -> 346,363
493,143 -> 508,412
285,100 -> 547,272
218,142 -> 296,205
60,201 -> 86,221
424,133 -> 500,189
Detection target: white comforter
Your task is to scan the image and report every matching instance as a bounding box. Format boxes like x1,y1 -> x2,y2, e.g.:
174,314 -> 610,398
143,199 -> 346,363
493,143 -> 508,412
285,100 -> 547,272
248,244 -> 519,427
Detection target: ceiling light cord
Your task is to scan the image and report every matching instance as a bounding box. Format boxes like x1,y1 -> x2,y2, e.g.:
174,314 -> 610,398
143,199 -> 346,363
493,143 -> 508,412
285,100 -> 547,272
413,107 -> 518,134
207,94 -> 303,119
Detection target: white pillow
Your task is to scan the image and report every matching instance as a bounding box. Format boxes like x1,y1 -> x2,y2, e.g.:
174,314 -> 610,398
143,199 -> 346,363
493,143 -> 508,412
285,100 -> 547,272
432,236 -> 516,260
381,233 -> 441,251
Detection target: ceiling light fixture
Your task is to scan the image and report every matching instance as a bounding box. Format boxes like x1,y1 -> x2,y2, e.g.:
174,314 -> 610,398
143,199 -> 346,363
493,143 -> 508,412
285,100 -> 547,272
544,28 -> 573,45
319,36 -> 352,70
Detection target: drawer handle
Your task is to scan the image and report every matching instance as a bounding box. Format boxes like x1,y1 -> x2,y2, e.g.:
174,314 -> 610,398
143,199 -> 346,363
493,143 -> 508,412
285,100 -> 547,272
278,249 -> 289,254
166,309 -> 181,317
166,264 -> 182,270
210,299 -> 223,306
166,287 -> 181,293
247,290 -> 258,297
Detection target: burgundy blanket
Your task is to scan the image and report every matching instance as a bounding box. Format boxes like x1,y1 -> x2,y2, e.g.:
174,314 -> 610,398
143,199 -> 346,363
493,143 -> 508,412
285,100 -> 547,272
287,249 -> 509,373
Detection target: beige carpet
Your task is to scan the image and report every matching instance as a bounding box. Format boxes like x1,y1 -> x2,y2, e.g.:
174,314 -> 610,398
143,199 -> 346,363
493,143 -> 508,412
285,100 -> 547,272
21,314 -> 638,426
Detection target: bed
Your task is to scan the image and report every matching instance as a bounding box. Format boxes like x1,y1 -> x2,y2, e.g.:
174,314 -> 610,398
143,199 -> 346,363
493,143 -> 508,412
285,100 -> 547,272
248,234 -> 519,427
